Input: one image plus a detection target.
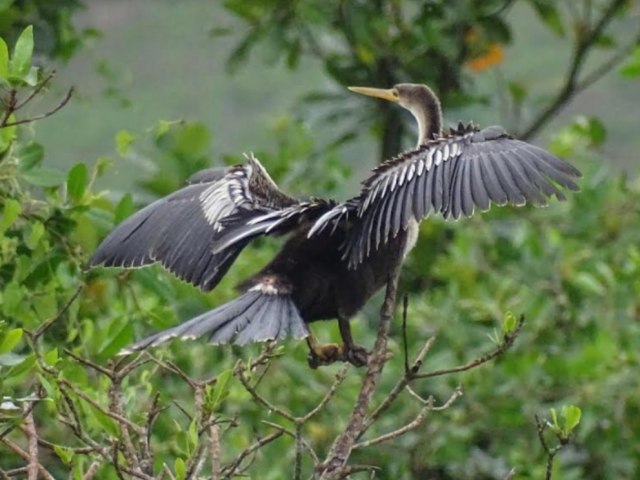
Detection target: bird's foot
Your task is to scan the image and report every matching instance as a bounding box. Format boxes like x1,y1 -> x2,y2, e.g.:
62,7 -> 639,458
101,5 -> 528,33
307,343 -> 342,369
342,343 -> 369,367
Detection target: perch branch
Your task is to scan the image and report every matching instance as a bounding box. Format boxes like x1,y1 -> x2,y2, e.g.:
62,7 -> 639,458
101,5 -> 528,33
316,259 -> 403,479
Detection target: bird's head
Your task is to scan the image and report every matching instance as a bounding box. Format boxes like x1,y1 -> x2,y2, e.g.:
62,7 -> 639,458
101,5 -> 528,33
348,83 -> 442,144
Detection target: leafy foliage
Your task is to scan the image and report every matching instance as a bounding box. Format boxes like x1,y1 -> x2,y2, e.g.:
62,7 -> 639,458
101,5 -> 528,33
0,0 -> 90,61
1,8 -> 640,480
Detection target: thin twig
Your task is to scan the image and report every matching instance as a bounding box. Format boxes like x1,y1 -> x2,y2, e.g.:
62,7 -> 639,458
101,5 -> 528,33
535,415 -> 566,480
301,365 -> 349,423
221,431 -> 284,478
59,379 -> 145,435
64,348 -> 114,379
413,315 -> 524,379
234,361 -> 296,422
355,387 -> 463,450
1,87 -> 74,128
520,0 -> 628,139
360,337 -> 436,437
32,285 -> 83,339
14,71 -> 56,110
82,461 -> 102,480
261,421 -> 320,464
355,406 -> 431,450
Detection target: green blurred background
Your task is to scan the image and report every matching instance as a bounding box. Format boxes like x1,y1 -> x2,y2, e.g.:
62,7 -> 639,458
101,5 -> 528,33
1,1 -> 640,479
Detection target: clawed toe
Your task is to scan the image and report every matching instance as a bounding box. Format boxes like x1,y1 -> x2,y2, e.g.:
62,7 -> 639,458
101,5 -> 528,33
307,343 -> 342,369
344,344 -> 369,367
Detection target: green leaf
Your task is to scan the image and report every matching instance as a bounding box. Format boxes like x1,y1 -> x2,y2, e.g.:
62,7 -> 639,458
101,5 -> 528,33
24,221 -> 45,249
10,25 -> 34,78
174,458 -> 186,480
114,193 -> 134,224
0,352 -> 26,366
44,348 -> 59,367
92,409 -> 119,437
173,122 -> 211,157
98,321 -> 133,358
0,37 -> 8,79
550,407 -> 560,431
530,1 -> 565,37
0,328 -> 23,354
22,65 -> 39,87
620,46 -> 640,78
188,419 -> 199,453
67,163 -> 88,203
0,199 -> 22,234
501,311 -> 518,335
0,119 -> 16,152
209,369 -> 232,411
115,129 -> 135,156
507,81 -> 527,104
54,445 -> 74,466
586,117 -> 606,146
17,142 -> 45,172
23,167 -> 66,187
562,405 -> 582,434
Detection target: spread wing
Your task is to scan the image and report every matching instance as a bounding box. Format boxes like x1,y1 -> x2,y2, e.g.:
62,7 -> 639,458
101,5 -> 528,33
90,154 -> 308,291
312,124 -> 582,268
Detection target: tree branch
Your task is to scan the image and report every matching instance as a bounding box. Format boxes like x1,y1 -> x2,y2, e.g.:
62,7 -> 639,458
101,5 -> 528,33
520,0 -> 628,140
413,314 -> 525,379
315,259 -> 403,479
23,406 -> 38,480
1,87 -> 74,128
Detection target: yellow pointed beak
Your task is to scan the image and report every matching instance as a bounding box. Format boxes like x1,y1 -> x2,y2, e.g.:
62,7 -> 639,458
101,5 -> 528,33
348,86 -> 399,103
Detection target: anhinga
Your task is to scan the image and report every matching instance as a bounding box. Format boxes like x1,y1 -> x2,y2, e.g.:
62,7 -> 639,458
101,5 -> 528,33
90,84 -> 581,367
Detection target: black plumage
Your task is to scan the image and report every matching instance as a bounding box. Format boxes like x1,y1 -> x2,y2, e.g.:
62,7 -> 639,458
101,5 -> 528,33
91,83 -> 581,367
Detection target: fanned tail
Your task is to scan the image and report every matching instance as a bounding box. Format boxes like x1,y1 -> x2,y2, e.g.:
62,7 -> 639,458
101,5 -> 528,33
119,289 -> 308,354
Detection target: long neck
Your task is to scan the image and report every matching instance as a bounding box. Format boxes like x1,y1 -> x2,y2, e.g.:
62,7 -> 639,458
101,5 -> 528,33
410,87 -> 443,146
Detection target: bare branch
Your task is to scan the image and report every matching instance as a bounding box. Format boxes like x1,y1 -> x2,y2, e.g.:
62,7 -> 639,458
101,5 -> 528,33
355,387 -> 463,450
23,405 -> 38,480
261,421 -> 319,464
413,315 -> 524,379
520,0 -> 630,139
14,71 -> 57,110
59,379 -> 145,435
82,461 -> 102,480
209,421 -> 221,480
234,361 -> 296,422
64,348 -> 114,379
535,415 -> 568,480
221,430 -> 284,478
32,285 -> 83,339
0,437 -> 55,480
1,87 -> 74,128
316,260 -> 403,479
357,405 -> 431,451
362,337 -> 436,436
301,365 -> 349,423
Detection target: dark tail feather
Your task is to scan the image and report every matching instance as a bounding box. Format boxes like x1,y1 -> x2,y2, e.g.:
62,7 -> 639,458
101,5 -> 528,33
118,290 -> 308,354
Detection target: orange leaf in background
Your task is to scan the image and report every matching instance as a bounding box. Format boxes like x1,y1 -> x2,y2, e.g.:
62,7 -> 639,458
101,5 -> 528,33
466,43 -> 505,72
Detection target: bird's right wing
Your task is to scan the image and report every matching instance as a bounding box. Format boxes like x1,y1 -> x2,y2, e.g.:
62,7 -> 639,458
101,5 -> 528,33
90,154 -> 303,291
311,124 -> 581,268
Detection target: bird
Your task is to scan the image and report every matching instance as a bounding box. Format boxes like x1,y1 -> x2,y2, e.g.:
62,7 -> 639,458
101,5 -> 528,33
90,83 -> 581,368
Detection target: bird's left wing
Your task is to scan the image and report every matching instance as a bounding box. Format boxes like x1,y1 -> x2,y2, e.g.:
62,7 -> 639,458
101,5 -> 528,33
314,124 -> 581,268
90,154 -> 306,291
